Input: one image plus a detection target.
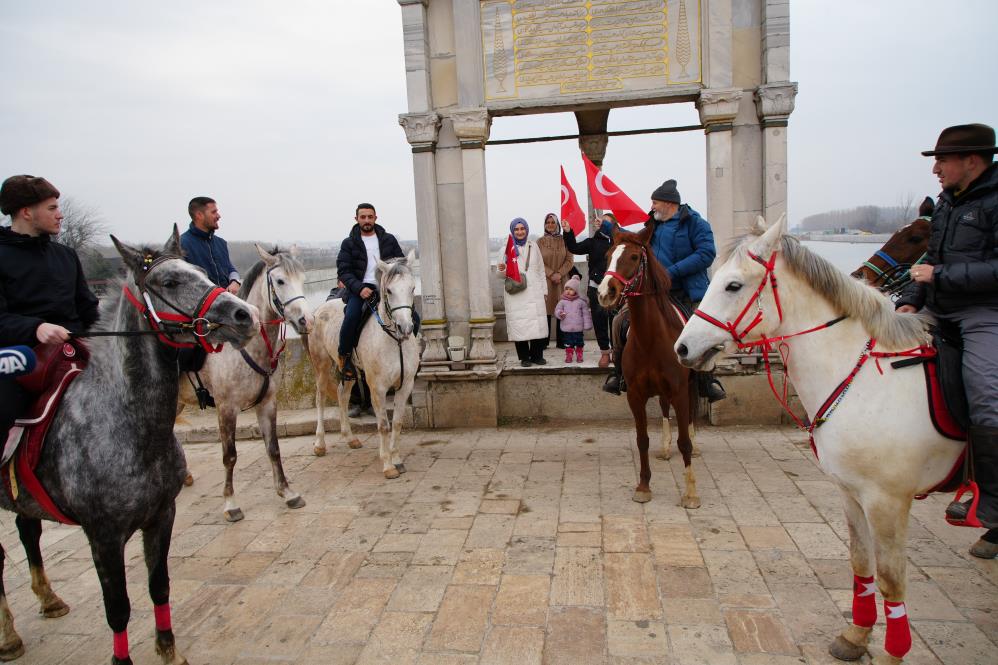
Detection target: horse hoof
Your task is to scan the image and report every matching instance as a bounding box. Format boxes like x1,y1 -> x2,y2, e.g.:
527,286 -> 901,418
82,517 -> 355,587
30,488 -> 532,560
348,439 -> 363,449
384,467 -> 401,480
224,508 -> 244,522
828,635 -> 867,661
41,597 -> 70,618
681,496 -> 701,509
394,463 -> 407,474
632,490 -> 652,503
286,496 -> 306,509
0,637 -> 24,661
655,451 -> 672,461
183,472 -> 194,487
313,444 -> 326,457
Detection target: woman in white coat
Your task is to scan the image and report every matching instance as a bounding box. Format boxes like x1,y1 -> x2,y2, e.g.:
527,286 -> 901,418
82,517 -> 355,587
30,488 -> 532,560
498,218 -> 549,366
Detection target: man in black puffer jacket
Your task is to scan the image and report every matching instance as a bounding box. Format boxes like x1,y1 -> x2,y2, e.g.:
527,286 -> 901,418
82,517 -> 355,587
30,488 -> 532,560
333,203 -> 405,380
1,175 -> 99,434
562,215 -> 615,360
897,123 -> 998,533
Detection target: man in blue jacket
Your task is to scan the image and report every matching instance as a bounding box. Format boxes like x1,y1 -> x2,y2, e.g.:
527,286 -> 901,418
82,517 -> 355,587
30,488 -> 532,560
334,203 -> 406,380
604,179 -> 725,401
180,197 -> 240,294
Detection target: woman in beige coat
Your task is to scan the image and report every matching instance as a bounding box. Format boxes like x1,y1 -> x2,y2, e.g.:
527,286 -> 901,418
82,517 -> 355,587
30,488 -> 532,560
536,213 -> 574,348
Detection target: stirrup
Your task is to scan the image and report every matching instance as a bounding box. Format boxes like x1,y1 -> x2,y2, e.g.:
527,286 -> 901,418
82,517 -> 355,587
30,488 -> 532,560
945,481 -> 982,528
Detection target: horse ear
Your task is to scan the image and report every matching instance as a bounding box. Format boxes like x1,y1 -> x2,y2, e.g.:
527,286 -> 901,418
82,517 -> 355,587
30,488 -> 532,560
405,249 -> 416,265
255,243 -> 278,265
750,213 -> 787,256
375,258 -> 391,277
750,216 -> 768,236
164,224 -> 183,256
635,224 -> 654,246
111,235 -> 145,274
289,243 -> 301,258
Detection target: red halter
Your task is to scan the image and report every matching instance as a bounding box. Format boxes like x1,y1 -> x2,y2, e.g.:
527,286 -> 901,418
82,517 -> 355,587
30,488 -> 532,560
692,251 -> 783,344
605,247 -> 650,298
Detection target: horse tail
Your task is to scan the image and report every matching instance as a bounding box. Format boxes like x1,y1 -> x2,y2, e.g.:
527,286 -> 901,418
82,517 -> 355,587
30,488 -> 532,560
688,369 -> 701,424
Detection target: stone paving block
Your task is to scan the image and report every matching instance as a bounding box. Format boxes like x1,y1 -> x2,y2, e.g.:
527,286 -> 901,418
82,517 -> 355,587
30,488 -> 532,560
493,574 -> 550,625
784,522 -> 849,560
606,619 -> 669,658
605,553 -> 662,621
905,579 -> 966,621
753,550 -> 820,586
807,558 -> 853,590
763,492 -> 824,523
245,612 -> 322,660
357,551 -> 413,579
726,494 -> 783,527
662,597 -> 724,625
514,504 -> 560,537
690,516 -> 747,551
300,550 -> 366,588
211,552 -> 279,584
453,547 -> 505,585
559,521 -> 601,532
374,532 -> 425,553
297,643 -> 366,665
254,555 -> 318,587
481,499 -> 522,514
603,515 -> 651,553
356,611 -> 433,665
668,624 -> 737,665
557,530 -> 602,547
657,565 -> 714,599
314,577 -> 397,644
504,535 -> 556,574
702,550 -> 770,601
426,584 -> 495,652
922,566 -> 998,610
771,583 -> 846,644
467,513 -> 516,549
723,609 -> 798,655
740,525 -> 798,551
411,528 -> 468,565
388,564 -> 454,612
648,524 -> 704,567
551,546 -> 605,607
543,606 -> 607,665
480,625 -> 545,665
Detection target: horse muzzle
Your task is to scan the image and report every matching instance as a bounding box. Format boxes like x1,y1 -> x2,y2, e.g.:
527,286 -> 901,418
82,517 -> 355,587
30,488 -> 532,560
210,297 -> 259,348
675,342 -> 722,371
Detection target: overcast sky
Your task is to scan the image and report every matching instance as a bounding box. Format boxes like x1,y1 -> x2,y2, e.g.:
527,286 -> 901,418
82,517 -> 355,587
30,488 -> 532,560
2,1 -> 996,245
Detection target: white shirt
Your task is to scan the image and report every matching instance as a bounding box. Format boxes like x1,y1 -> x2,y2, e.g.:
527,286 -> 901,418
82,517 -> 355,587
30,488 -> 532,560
362,234 -> 380,285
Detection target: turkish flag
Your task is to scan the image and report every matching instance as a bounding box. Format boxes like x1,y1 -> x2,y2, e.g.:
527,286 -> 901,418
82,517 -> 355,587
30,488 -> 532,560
560,166 -> 587,236
504,234 -> 522,283
582,153 -> 647,226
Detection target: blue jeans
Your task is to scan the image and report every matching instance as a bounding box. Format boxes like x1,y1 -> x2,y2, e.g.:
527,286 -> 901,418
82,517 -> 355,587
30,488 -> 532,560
338,293 -> 369,358
563,331 -> 584,349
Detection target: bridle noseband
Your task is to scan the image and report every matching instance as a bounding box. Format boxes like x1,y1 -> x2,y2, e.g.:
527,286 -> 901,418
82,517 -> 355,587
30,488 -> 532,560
266,265 -> 307,320
692,250 -> 785,346
605,246 -> 652,299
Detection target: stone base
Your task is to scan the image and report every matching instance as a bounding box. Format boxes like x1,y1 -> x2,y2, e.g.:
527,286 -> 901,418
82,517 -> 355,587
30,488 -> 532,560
419,375 -> 499,428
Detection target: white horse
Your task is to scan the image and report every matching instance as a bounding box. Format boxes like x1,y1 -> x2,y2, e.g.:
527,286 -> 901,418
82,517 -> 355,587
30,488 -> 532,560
675,215 -> 964,665
307,252 -> 420,478
178,245 -> 313,521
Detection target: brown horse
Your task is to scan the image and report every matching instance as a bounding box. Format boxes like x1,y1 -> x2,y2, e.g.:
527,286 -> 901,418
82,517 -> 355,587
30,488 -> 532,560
851,197 -> 933,294
598,226 -> 700,507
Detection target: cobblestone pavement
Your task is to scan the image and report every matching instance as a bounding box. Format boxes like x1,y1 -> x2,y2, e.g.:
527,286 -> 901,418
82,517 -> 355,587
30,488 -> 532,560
1,423 -> 995,664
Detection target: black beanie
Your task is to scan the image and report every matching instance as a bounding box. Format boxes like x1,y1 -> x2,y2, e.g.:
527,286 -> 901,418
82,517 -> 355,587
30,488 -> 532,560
0,175 -> 60,216
651,179 -> 681,204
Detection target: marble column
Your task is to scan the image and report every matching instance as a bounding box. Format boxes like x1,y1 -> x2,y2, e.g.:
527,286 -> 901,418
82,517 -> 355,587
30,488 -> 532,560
399,112 -> 449,364
754,83 -> 797,226
576,110 -> 610,220
451,107 -> 496,364
697,88 -> 743,253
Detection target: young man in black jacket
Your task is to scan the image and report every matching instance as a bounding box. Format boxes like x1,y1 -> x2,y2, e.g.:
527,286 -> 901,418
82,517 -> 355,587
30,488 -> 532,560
334,203 -> 405,380
0,175 -> 99,433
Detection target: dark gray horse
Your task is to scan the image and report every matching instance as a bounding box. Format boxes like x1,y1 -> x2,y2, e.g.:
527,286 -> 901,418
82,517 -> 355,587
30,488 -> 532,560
0,227 -> 257,665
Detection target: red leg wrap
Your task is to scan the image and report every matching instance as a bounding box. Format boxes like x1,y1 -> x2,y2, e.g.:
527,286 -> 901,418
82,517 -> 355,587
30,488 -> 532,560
884,600 -> 912,659
852,575 -> 877,627
154,602 -> 172,632
113,630 -> 129,660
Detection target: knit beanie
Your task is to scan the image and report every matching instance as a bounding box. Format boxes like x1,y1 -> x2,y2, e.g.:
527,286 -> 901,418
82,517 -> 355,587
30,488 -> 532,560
564,275 -> 582,293
1,175 -> 60,216
651,179 -> 681,204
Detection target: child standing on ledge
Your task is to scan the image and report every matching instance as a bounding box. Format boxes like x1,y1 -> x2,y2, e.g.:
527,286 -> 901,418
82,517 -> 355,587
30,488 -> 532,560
553,275 -> 592,363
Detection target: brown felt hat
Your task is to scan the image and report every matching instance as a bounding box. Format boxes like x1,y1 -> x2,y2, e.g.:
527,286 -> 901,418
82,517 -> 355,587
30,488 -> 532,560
921,123 -> 998,156
0,175 -> 60,216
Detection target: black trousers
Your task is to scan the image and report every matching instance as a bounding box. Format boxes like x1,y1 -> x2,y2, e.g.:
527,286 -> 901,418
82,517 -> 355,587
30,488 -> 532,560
587,285 -> 611,351
546,315 -> 566,348
514,339 -> 546,362
1,378 -> 30,435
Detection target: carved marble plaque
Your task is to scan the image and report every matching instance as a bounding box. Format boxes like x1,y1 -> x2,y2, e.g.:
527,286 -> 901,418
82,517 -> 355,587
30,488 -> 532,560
481,0 -> 700,104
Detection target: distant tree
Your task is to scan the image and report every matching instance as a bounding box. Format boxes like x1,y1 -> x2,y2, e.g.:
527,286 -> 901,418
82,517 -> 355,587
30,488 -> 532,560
58,197 -> 115,279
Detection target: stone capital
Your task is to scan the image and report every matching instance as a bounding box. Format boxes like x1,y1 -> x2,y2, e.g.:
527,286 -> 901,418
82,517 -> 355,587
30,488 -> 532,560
450,108 -> 492,148
396,0 -> 427,6
754,82 -> 798,121
696,88 -> 744,130
579,134 -> 608,164
399,112 -> 441,152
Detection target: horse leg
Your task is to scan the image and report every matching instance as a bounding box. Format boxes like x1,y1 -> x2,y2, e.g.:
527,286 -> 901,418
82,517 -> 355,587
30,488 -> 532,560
829,491 -> 876,661
389,383 -> 410,474
142,505 -> 187,665
339,378 -> 362,449
865,495 -> 914,665
656,398 -> 672,460
369,389 -> 398,479
218,405 -> 244,523
627,390 -> 652,502
175,402 -> 193,486
88,533 -> 133,665
15,516 -> 69,618
256,400 -> 305,510
313,375 -> 327,456
673,390 -> 700,509
0,543 -> 24,661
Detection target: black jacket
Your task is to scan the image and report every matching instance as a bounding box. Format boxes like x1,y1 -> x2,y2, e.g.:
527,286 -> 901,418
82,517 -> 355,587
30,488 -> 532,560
562,227 -> 613,285
897,163 -> 998,314
0,227 -> 100,347
336,223 -> 404,299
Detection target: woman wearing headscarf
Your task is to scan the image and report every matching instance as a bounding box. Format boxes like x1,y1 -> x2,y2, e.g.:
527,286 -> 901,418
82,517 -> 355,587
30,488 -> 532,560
537,212 -> 574,348
497,217 -> 549,366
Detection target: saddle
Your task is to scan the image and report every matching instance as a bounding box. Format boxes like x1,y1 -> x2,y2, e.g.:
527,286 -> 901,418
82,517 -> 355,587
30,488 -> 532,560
2,340 -> 90,525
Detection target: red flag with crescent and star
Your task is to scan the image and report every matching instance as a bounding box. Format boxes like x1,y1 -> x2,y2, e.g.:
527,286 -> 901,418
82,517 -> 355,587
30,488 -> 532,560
582,153 -> 647,226
504,233 -> 522,283
560,166 -> 587,235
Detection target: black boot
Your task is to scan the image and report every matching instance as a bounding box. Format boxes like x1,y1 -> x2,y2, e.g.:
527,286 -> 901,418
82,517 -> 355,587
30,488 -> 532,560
602,362 -> 626,395
945,425 -> 998,528
698,372 -> 727,403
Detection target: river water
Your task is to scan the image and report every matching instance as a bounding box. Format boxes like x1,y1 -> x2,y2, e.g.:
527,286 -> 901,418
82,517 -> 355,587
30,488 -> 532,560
801,240 -> 877,274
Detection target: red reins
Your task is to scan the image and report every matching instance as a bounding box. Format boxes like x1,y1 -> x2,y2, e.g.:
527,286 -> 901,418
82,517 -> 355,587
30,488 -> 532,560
123,283 -> 226,353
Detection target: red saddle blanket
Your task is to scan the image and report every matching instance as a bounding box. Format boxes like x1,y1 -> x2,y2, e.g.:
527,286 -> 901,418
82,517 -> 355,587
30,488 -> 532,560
2,341 -> 89,524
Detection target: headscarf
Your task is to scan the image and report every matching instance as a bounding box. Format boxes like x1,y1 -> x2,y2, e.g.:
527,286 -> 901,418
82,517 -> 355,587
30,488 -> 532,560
543,213 -> 561,237
509,217 -> 529,255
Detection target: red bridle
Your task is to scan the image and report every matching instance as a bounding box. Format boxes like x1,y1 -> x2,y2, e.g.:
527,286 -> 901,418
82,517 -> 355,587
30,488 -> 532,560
692,251 -> 783,346
605,246 -> 650,298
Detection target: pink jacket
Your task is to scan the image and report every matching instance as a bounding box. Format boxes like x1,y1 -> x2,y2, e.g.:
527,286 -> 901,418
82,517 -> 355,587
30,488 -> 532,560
553,294 -> 592,332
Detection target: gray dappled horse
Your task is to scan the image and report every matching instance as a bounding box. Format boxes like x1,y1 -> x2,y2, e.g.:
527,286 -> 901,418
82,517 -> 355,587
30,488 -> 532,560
178,245 -> 312,522
0,227 -> 257,665
308,252 -> 420,478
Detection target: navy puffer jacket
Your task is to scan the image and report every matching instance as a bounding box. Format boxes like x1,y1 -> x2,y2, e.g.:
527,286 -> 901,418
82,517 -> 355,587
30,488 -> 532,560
179,223 -> 239,287
336,223 -> 404,299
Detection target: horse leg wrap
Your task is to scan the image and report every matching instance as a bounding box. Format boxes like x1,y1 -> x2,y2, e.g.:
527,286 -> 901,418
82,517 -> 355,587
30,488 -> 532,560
852,575 -> 877,627
154,603 -> 172,632
883,600 -> 911,659
113,630 -> 129,660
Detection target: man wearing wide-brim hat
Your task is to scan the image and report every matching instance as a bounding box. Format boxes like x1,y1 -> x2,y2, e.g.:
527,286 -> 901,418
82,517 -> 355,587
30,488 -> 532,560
897,124 -> 998,545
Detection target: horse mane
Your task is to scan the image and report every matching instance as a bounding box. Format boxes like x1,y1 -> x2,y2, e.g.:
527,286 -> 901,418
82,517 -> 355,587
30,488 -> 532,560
731,231 -> 930,348
378,255 -> 412,283
238,247 -> 305,299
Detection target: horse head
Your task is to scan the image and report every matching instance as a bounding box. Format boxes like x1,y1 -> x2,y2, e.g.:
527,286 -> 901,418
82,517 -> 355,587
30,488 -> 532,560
111,224 -> 259,349
675,214 -> 788,370
850,203 -> 932,287
377,249 -> 417,338
597,224 -> 654,309
253,244 -> 313,334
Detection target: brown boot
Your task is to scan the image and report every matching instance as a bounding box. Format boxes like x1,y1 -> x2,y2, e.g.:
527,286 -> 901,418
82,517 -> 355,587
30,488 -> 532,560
183,472 -> 194,487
